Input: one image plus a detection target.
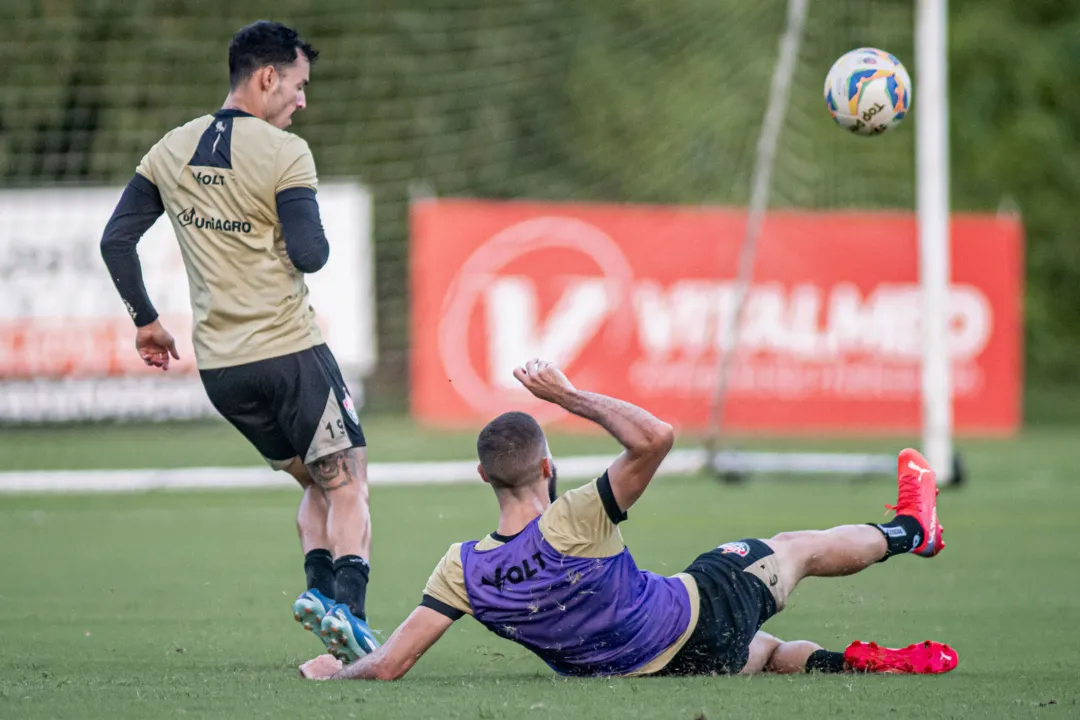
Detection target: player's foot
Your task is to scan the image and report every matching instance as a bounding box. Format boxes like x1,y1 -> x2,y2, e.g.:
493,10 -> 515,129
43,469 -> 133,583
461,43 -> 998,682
293,589 -> 335,650
320,604 -> 380,663
844,640 -> 958,674
886,448 -> 945,557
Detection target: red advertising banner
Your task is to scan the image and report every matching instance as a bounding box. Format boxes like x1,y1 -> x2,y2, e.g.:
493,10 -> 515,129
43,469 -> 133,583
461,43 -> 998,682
410,199 -> 1023,435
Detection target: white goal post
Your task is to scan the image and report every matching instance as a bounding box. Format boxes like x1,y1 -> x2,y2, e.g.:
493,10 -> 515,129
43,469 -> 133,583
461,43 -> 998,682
704,0 -> 961,486
915,0 -> 954,485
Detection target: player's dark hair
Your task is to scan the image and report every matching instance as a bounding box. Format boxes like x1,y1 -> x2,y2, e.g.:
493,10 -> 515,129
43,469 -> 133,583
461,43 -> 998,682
228,20 -> 318,88
477,411 -> 548,493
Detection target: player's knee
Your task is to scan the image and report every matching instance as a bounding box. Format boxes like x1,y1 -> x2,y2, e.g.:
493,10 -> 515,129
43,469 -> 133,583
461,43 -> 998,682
757,631 -> 782,653
766,640 -> 823,674
282,458 -> 315,488
764,531 -> 818,592
770,530 -> 816,545
739,631 -> 783,676
307,448 -> 367,493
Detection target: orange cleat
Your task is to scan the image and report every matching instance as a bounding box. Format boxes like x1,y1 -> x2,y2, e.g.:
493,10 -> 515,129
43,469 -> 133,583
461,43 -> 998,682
844,640 -> 958,674
886,448 -> 945,557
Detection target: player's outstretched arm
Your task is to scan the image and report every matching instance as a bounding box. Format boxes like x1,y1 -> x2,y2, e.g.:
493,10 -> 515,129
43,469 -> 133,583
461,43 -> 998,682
514,358 -> 674,513
300,606 -> 454,681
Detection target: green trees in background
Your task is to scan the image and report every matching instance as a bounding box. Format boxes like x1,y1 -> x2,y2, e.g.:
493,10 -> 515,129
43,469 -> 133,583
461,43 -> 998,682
950,0 -> 1080,404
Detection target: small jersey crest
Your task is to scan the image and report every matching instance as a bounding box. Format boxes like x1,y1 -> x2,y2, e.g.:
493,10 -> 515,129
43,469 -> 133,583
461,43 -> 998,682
719,541 -> 750,557
342,391 -> 359,425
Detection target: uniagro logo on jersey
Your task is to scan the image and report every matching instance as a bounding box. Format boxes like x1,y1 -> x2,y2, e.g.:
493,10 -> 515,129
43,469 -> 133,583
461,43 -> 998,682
175,207 -> 251,233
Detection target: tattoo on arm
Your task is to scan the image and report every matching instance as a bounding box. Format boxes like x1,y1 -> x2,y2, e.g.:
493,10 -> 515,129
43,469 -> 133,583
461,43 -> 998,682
558,390 -> 673,513
308,449 -> 357,491
560,391 -> 671,453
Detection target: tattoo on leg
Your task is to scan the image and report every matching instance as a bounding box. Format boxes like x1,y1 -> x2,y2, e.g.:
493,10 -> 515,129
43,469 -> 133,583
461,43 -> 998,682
308,450 -> 356,491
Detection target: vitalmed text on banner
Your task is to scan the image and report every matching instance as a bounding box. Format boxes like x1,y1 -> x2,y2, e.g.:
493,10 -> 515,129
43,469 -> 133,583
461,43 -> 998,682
410,199 -> 1022,435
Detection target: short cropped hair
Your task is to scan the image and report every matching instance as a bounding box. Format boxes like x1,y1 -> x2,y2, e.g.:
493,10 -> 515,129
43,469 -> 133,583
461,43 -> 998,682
477,412 -> 547,491
228,20 -> 318,88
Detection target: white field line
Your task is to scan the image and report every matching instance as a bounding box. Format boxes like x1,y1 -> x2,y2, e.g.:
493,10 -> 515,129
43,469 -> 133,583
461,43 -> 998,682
0,449 -> 708,494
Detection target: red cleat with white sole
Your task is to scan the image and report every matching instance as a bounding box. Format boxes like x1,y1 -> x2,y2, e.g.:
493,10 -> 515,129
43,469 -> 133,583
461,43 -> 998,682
844,640 -> 958,675
886,448 -> 945,557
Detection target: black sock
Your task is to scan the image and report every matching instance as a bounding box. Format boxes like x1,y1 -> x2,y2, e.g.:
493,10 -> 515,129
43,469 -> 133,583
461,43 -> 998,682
870,515 -> 924,560
304,549 -> 335,600
333,555 -> 370,620
805,649 -> 847,674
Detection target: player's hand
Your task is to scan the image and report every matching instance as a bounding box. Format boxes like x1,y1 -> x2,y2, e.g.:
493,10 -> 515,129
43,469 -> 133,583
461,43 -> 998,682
513,358 -> 577,405
299,653 -> 343,680
135,319 -> 180,371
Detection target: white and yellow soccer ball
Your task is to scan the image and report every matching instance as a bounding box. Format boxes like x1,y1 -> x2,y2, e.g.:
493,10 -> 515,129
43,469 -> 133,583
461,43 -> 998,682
824,48 -> 912,136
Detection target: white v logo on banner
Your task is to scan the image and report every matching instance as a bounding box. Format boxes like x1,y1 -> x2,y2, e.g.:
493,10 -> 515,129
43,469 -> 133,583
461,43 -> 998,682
484,276 -> 614,388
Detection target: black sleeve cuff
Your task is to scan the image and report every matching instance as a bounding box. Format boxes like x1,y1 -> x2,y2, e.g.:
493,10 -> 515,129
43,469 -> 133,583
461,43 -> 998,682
420,594 -> 465,621
596,471 -> 628,525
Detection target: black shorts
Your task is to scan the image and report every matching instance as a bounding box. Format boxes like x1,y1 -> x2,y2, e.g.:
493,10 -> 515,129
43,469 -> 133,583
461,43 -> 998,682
199,344 -> 366,467
657,539 -> 781,676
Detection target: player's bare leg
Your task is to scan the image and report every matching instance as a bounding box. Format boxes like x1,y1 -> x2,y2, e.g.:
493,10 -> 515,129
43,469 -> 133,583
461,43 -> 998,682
297,485 -> 331,551
735,450 -> 956,676
766,640 -> 826,673
307,447 -> 372,562
307,447 -> 379,662
738,631 -> 782,675
740,630 -> 956,676
283,458 -> 339,645
281,458 -> 332,553
740,632 -> 823,675
763,448 -> 945,594
765,524 -> 889,591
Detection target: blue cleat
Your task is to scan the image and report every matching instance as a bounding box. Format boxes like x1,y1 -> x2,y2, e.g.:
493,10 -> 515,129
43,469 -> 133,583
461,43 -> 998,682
320,604 -> 380,663
293,589 -> 335,650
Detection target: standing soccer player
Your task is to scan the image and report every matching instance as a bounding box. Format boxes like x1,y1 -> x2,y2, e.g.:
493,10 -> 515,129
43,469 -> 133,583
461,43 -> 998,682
100,20 -> 377,660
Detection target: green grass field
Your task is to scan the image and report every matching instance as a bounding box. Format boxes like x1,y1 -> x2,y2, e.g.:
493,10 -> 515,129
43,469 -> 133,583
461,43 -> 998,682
1,419 -> 1078,719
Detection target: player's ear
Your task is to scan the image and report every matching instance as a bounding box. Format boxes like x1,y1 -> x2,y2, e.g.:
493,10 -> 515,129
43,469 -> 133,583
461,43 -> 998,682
477,463 -> 490,485
258,64 -> 277,92
540,456 -> 552,480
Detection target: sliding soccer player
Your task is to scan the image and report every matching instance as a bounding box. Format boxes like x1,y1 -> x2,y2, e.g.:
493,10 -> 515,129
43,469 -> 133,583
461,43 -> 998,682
300,358 -> 955,680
